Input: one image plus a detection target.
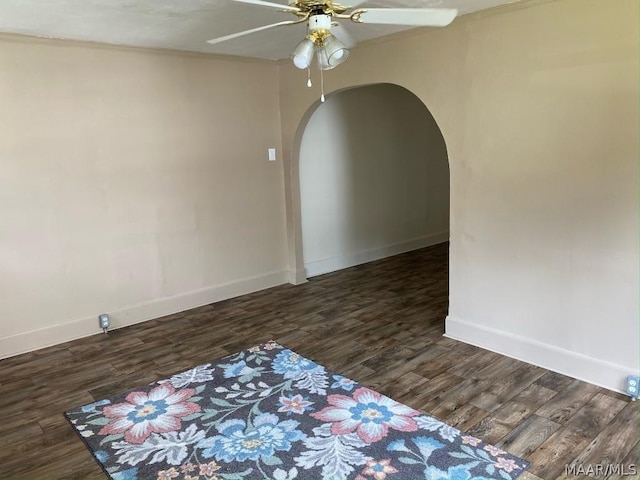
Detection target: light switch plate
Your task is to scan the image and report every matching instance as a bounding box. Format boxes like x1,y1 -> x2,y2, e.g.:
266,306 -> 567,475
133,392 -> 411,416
268,148 -> 276,161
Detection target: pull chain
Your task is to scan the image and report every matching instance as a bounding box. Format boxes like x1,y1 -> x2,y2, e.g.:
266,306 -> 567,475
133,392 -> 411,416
307,68 -> 312,88
320,66 -> 325,103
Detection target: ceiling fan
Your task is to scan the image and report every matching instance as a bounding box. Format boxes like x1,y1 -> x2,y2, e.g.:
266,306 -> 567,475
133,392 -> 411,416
207,1 -> 458,69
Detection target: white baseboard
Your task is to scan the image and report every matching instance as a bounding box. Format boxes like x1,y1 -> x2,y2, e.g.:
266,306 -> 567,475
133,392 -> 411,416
288,268 -> 308,285
0,270 -> 289,360
445,315 -> 636,395
305,231 -> 449,278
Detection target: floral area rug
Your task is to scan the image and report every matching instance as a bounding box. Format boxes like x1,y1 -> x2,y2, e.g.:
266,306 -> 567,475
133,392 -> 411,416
66,341 -> 530,480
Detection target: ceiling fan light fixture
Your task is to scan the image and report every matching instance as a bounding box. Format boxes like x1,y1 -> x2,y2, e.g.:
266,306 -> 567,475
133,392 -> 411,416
322,34 -> 349,67
292,37 -> 315,69
316,47 -> 336,71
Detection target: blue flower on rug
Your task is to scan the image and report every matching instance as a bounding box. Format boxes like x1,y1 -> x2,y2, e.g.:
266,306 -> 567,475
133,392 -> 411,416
197,413 -> 305,462
95,450 -> 110,462
273,349 -> 319,378
413,436 -> 446,457
81,399 -> 111,413
331,374 -> 356,391
222,360 -> 255,378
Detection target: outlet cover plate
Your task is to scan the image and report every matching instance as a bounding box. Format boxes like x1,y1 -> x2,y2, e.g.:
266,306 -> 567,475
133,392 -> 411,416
99,314 -> 110,329
626,375 -> 639,400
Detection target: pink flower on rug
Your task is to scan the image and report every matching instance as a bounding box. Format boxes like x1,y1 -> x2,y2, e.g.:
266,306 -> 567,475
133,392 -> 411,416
277,394 -> 314,414
362,459 -> 398,480
495,457 -> 518,472
157,467 -> 179,480
199,461 -> 221,476
484,445 -> 507,457
461,435 -> 481,446
98,384 -> 200,444
311,387 -> 419,443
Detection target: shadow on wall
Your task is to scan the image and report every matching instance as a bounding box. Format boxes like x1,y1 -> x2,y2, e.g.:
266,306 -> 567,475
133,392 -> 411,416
297,83 -> 450,277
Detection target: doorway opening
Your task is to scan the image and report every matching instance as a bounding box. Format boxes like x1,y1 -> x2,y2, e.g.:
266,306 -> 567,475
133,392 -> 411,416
296,83 -> 450,278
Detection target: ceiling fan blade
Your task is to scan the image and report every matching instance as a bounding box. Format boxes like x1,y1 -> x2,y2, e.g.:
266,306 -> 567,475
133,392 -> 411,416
231,0 -> 301,13
354,8 -> 458,27
207,20 -> 297,45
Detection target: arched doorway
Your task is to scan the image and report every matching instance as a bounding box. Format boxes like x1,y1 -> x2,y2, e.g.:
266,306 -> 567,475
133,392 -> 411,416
295,83 -> 450,278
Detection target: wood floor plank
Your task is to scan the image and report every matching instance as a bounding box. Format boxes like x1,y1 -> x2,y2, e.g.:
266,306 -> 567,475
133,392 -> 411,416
445,348 -> 503,378
399,370 -> 466,411
497,414 -> 562,458
65,334 -> 145,360
469,363 -> 547,413
13,446 -> 103,478
0,415 -> 85,471
423,376 -> 495,419
466,382 -> 560,448
472,355 -> 527,380
606,442 -> 639,480
338,362 -> 377,382
0,243 -> 635,479
527,393 -> 627,479
570,401 -> 639,478
402,340 -> 475,379
439,403 -> 490,432
377,371 -> 430,400
535,379 -> 600,425
485,383 -> 558,430
361,344 -> 450,391
535,370 -> 575,393
0,349 -> 75,383
0,421 -> 43,449
425,354 -> 524,418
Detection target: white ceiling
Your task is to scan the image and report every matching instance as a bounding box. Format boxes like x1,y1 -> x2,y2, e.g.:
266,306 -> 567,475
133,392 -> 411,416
0,0 -> 519,60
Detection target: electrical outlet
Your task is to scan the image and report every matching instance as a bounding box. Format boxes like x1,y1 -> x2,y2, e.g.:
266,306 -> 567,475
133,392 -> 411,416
626,375 -> 639,401
99,314 -> 110,333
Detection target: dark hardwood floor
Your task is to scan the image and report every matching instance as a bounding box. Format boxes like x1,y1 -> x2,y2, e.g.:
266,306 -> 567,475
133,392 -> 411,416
1,243 -> 637,479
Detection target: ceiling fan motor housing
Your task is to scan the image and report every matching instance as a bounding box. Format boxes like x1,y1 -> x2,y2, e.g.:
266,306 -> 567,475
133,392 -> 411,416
308,14 -> 332,33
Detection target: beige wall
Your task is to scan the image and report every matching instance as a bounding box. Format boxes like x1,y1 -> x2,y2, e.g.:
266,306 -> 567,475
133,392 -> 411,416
299,84 -> 449,277
0,35 -> 288,357
278,0 -> 639,392
1,0 -> 637,394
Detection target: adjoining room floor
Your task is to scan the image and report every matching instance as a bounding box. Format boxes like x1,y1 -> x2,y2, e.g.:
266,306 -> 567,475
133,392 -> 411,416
0,243 -> 637,479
